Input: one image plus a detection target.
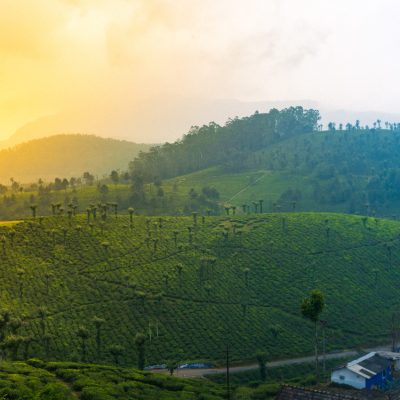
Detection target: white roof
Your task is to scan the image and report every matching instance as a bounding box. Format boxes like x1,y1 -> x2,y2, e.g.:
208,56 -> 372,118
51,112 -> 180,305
347,352 -> 376,367
334,351 -> 399,379
376,351 -> 400,360
347,363 -> 375,379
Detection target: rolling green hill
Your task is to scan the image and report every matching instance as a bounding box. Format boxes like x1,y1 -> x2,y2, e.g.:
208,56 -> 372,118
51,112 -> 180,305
132,127 -> 400,218
150,127 -> 400,218
0,359 -> 224,399
124,107 -> 400,217
0,134 -> 150,183
0,212 -> 398,368
3,109 -> 400,220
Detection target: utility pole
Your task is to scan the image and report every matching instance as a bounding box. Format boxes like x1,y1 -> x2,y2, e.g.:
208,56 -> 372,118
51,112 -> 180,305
320,320 -> 328,379
226,343 -> 231,400
391,312 -> 399,352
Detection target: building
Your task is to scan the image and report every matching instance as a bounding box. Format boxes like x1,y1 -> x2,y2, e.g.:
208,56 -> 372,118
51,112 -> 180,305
378,351 -> 400,371
331,352 -> 400,390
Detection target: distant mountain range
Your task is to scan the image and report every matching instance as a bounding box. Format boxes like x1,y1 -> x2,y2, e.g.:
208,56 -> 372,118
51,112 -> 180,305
0,134 -> 150,183
2,98 -> 399,148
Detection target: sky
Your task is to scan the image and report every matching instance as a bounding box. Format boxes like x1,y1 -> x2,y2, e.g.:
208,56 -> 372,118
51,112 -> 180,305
1,0 -> 400,143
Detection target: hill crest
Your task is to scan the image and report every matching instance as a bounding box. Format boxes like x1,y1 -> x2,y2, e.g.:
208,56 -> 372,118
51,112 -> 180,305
0,134 -> 150,183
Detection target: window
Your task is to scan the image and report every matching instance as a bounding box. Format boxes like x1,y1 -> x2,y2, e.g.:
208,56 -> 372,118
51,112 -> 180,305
339,375 -> 345,381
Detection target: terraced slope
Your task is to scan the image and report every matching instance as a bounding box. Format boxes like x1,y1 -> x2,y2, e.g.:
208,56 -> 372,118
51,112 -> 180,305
0,213 -> 399,366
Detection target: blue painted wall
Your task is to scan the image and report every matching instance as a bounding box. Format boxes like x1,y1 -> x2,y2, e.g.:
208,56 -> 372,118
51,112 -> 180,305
365,366 -> 392,390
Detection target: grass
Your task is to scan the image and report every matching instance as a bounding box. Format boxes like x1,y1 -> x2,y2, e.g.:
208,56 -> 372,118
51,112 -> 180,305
166,167 -> 316,209
0,211 -> 398,369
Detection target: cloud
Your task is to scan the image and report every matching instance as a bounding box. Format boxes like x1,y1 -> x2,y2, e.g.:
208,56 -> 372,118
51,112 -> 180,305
1,0 -> 399,143
0,0 -> 68,58
0,0 -> 328,140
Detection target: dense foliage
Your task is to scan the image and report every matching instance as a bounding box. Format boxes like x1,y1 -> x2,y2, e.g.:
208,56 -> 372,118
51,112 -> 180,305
0,212 -> 398,368
129,107 -> 320,181
0,359 -> 224,399
244,128 -> 400,215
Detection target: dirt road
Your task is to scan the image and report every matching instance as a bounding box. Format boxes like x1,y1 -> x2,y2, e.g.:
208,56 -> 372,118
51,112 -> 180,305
152,345 -> 391,378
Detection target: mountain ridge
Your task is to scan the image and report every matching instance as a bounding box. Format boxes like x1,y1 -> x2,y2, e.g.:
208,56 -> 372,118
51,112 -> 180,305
0,134 -> 150,183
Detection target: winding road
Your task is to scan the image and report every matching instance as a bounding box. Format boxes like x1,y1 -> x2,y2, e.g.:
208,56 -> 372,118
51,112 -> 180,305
152,344 -> 391,378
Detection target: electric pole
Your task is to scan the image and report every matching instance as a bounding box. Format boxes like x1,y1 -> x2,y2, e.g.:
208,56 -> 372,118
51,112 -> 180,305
226,343 -> 231,400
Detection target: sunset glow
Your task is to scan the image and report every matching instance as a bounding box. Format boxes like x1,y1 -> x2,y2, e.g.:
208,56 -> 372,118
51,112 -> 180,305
1,0 -> 400,142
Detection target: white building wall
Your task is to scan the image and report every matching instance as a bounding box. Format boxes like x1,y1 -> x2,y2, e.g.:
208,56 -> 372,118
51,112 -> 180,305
331,368 -> 366,389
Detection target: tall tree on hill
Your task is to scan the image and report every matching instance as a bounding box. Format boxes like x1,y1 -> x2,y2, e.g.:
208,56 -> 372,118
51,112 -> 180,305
86,207 -> 91,222
37,306 -> 51,359
3,334 -> 24,360
176,263 -> 183,286
301,289 -> 325,383
30,205 -> 37,218
92,316 -> 105,360
0,236 -> 6,256
83,172 -> 95,186
134,333 -> 146,370
256,351 -> 268,382
128,207 -> 135,224
8,230 -> 15,247
110,170 -> 119,185
51,203 -> 57,215
109,344 -> 124,365
131,172 -> 145,205
0,309 -> 11,358
77,326 -> 90,362
252,202 -> 259,213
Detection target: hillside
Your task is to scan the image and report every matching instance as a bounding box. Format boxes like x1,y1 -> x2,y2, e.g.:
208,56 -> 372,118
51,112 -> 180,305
0,134 -> 150,183
3,109 -> 400,220
109,106 -> 400,217
0,359 -> 223,399
0,212 -> 398,368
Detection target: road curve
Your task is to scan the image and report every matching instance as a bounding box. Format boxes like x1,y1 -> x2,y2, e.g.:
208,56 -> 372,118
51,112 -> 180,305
151,345 -> 391,378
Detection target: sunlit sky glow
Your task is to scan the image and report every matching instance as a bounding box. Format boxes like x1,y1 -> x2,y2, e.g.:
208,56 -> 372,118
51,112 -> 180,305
1,0 -> 400,143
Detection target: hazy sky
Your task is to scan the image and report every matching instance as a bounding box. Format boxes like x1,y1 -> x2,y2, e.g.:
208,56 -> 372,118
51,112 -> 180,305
1,0 -> 399,142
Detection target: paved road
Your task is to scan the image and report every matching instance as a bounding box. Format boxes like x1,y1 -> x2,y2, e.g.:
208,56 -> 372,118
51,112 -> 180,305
151,344 -> 391,378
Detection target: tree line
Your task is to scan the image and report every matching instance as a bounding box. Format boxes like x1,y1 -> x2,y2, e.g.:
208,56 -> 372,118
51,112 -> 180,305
129,107 -> 320,183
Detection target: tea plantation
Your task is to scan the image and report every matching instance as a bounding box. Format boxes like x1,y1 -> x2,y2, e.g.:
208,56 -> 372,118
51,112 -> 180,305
0,359 -> 224,399
0,212 -> 399,367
